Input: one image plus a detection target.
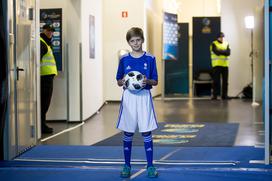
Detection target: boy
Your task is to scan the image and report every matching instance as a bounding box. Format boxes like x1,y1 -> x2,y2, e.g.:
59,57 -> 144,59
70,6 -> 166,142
116,27 -> 159,178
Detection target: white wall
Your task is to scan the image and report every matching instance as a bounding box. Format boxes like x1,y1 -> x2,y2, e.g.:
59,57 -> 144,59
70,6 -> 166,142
254,2 -> 264,102
176,0 -> 219,96
145,0 -> 164,96
40,0 -> 104,121
81,0 -> 104,120
66,0 -> 81,121
40,0 -> 68,120
103,0 -> 145,101
221,0 -> 264,100
177,0 -> 219,35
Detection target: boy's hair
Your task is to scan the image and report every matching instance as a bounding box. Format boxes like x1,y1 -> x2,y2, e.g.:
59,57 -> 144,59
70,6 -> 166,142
126,27 -> 144,42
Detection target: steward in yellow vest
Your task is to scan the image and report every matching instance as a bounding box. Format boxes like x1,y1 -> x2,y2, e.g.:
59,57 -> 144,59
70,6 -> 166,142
210,39 -> 230,67
210,32 -> 231,100
40,37 -> 57,76
40,24 -> 57,134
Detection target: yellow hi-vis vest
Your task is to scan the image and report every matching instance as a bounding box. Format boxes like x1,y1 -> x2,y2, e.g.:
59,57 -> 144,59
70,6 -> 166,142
40,37 -> 58,76
210,40 -> 229,67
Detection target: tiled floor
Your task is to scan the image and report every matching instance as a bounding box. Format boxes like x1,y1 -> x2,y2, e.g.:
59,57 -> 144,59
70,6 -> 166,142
42,98 -> 264,146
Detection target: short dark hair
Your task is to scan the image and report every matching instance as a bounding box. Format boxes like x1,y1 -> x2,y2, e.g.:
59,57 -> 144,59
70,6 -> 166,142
42,24 -> 55,32
126,27 -> 144,42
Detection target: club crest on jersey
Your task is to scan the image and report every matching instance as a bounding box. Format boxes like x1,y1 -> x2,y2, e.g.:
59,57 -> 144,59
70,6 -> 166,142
126,65 -> 131,70
144,63 -> 147,69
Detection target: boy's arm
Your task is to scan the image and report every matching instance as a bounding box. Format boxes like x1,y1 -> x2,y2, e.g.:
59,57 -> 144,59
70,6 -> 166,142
146,56 -> 158,86
116,58 -> 124,86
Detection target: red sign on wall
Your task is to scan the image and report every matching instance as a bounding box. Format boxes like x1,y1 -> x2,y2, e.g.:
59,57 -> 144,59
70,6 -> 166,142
122,11 -> 128,18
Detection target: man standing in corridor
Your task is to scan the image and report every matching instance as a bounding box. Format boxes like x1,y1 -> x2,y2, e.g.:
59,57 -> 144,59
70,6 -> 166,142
210,32 -> 231,100
40,24 -> 58,134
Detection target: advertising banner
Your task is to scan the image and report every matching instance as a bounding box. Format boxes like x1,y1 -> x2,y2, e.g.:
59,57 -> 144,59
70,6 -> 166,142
163,12 -> 178,61
40,8 -> 62,71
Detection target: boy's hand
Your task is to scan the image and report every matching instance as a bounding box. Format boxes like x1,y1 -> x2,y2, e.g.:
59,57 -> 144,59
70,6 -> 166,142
117,79 -> 125,87
142,77 -> 147,87
143,78 -> 158,86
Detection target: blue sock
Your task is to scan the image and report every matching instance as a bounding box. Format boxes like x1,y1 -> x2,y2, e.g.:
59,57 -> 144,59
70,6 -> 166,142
123,132 -> 133,167
142,132 -> 153,167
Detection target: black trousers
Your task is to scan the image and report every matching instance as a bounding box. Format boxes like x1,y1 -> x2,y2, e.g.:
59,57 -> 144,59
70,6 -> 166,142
40,75 -> 54,127
212,66 -> 228,98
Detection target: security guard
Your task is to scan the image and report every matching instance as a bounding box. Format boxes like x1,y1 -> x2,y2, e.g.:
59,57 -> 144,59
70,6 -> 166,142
40,24 -> 57,133
210,32 -> 231,100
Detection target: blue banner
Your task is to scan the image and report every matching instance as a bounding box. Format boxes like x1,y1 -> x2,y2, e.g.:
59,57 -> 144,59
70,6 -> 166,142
163,12 -> 178,61
40,8 -> 62,71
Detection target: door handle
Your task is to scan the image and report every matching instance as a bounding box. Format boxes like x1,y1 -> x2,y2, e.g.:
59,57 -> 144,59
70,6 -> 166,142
16,67 -> 24,80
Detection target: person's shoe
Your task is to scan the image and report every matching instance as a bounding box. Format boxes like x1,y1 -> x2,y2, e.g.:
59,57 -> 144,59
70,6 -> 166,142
120,165 -> 131,178
147,166 -> 158,178
42,125 -> 53,134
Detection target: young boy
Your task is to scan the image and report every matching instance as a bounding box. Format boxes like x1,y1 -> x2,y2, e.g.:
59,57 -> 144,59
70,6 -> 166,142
116,27 -> 159,178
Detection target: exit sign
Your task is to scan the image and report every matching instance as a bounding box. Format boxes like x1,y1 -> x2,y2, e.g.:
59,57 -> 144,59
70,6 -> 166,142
122,11 -> 128,18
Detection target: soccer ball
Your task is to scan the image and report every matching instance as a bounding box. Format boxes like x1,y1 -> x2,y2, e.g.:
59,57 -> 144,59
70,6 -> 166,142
124,71 -> 145,92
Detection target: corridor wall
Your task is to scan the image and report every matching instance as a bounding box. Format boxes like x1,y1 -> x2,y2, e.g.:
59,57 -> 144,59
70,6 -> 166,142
41,0 -> 104,122
80,0 -> 103,121
145,0 -> 163,97
40,0 -> 68,120
175,0 -> 219,97
103,0 -> 146,101
221,0 -> 264,99
103,0 -> 165,101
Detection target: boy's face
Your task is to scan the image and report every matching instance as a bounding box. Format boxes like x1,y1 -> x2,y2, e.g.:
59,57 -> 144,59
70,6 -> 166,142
128,36 -> 144,52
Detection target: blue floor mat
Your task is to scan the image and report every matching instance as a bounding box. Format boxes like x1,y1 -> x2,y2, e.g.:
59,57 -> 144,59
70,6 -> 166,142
94,123 -> 239,146
16,145 -> 262,163
0,146 -> 271,181
0,165 -> 272,181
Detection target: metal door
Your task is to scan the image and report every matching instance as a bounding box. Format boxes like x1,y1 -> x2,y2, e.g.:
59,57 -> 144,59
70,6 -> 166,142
7,0 -> 38,159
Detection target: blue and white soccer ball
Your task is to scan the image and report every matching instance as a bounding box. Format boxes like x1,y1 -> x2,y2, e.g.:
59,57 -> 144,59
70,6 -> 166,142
124,71 -> 146,92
